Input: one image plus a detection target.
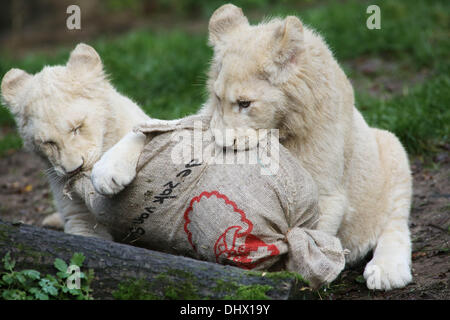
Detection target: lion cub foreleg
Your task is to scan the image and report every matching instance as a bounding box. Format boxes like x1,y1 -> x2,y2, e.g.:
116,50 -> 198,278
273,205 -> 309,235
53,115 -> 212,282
363,129 -> 412,290
91,131 -> 146,196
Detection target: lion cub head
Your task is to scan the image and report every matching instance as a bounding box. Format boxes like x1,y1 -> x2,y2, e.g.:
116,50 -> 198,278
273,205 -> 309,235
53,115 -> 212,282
1,44 -> 112,177
205,4 -> 337,148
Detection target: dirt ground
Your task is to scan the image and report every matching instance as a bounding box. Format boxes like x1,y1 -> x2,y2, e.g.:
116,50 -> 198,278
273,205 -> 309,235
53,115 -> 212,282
327,149 -> 450,300
0,146 -> 448,300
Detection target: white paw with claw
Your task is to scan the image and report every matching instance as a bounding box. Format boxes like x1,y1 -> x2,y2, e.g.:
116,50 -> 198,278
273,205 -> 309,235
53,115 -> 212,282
91,131 -> 145,196
363,258 -> 412,291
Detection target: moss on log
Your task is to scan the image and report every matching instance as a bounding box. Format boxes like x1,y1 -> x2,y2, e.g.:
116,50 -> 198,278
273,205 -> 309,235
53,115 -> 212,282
0,219 -> 314,299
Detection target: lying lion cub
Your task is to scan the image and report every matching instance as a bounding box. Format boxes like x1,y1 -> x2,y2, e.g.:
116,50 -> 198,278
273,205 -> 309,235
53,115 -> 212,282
198,4 -> 413,291
1,43 -> 150,239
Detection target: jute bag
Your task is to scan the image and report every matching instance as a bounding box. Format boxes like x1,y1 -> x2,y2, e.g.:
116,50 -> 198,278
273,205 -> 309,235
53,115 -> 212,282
70,115 -> 345,288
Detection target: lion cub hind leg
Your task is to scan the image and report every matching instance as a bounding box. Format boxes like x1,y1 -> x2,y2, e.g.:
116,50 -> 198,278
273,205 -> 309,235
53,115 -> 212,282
364,129 -> 413,290
316,189 -> 348,236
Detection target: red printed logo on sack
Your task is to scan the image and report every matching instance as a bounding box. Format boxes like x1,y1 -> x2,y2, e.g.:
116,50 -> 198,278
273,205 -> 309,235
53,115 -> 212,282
183,191 -> 279,269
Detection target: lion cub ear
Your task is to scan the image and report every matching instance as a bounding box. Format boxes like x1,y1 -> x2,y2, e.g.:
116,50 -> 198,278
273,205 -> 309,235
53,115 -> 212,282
208,4 -> 249,46
1,68 -> 32,111
67,43 -> 103,75
271,16 -> 304,66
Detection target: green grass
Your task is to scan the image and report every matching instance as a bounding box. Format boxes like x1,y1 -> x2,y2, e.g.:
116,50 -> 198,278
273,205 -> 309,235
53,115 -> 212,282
0,133 -> 22,157
358,74 -> 449,155
0,0 -> 448,156
301,0 -> 449,66
0,31 -> 211,121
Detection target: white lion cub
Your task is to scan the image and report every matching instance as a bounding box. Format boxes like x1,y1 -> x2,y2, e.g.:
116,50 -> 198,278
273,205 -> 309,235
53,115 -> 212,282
200,4 -> 413,291
1,43 -> 149,239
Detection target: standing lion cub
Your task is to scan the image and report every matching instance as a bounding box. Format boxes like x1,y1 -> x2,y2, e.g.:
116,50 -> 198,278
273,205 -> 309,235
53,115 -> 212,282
200,4 -> 413,291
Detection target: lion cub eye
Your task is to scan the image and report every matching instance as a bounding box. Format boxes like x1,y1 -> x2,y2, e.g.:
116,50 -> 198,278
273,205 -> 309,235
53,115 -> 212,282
71,124 -> 83,135
42,140 -> 58,150
238,100 -> 251,109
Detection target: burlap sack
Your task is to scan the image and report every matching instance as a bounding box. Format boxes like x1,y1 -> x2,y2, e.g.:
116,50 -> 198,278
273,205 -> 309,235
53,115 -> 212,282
71,115 -> 345,288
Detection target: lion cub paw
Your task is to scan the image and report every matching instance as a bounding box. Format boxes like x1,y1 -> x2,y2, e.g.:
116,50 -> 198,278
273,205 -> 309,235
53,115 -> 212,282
91,158 -> 136,196
91,132 -> 145,196
42,212 -> 64,229
363,258 -> 412,291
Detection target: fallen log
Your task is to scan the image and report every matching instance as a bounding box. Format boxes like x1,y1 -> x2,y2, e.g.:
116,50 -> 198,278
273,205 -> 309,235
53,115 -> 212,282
0,219 -> 314,300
